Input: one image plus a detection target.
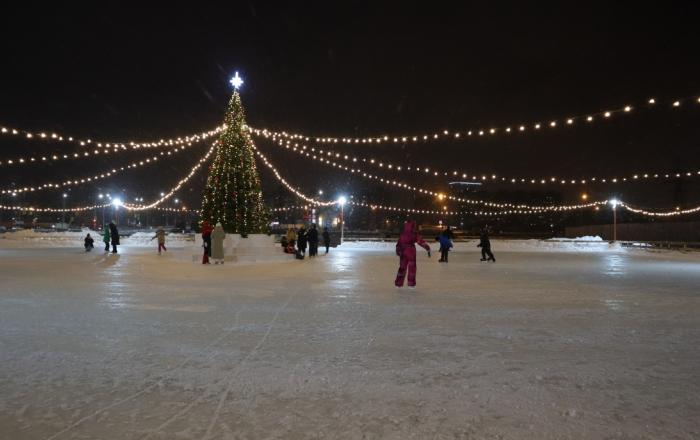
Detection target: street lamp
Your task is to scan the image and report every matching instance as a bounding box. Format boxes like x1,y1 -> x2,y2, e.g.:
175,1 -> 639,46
337,196 -> 347,244
62,193 -> 68,227
98,194 -> 106,228
112,197 -> 122,226
609,198 -> 619,242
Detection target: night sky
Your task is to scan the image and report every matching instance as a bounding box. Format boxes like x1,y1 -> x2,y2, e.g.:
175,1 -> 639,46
1,3 -> 699,226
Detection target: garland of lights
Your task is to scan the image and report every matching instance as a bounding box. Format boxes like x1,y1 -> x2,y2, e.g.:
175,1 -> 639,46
251,139 -> 336,207
256,137 -> 610,212
0,124 -> 225,151
0,142 -> 204,195
0,144 -> 215,213
0,133 -> 218,168
618,202 -> 700,217
249,96 -> 699,146
262,134 -> 700,186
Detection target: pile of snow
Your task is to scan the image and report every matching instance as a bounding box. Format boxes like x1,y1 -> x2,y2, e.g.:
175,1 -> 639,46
548,235 -> 604,242
0,228 -> 194,248
340,238 -> 620,253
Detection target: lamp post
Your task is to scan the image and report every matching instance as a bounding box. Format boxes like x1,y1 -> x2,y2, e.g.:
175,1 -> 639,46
112,198 -> 122,226
609,198 -> 619,242
98,194 -> 106,227
61,193 -> 68,227
337,196 -> 347,244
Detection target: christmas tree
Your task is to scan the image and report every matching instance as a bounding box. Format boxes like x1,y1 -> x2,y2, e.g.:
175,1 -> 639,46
200,80 -> 268,236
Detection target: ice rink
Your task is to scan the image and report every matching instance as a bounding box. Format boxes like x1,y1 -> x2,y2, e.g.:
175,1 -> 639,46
1,238 -> 700,439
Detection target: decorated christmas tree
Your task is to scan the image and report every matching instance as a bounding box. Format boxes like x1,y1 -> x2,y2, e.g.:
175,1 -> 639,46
200,74 -> 268,235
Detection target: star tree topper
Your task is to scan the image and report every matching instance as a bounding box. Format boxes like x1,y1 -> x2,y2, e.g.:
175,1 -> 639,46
230,71 -> 244,90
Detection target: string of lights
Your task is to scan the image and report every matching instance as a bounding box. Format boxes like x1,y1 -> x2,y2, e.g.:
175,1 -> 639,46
619,202 -> 700,217
0,132 -> 214,168
124,143 -> 216,211
248,135 -> 337,207
262,133 -> 700,186
0,142 -> 206,195
248,95 -> 700,146
256,137 -> 610,212
0,123 -> 225,151
0,144 -> 216,212
270,200 -> 608,217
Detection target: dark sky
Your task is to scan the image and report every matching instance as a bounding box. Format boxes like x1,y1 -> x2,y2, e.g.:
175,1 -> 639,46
1,2 -> 699,217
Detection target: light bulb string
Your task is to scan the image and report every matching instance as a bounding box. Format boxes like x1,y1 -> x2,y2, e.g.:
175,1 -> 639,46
0,143 -> 216,212
1,141 -> 210,195
256,137 -> 609,211
0,123 -> 225,151
264,133 -> 700,186
248,94 -> 699,145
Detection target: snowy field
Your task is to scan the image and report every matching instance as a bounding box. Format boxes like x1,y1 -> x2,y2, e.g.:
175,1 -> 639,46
1,236 -> 700,439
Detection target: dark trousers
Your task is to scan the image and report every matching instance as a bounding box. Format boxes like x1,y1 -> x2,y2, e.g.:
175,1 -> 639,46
104,243 -> 110,251
481,247 -> 495,261
324,242 -> 330,253
158,243 -> 167,253
112,243 -> 118,253
309,242 -> 318,257
440,249 -> 449,262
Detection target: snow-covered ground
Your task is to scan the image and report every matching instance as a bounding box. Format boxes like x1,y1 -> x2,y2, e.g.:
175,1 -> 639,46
1,238 -> 699,439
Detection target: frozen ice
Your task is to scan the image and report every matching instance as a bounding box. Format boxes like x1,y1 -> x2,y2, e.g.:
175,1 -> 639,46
1,236 -> 699,439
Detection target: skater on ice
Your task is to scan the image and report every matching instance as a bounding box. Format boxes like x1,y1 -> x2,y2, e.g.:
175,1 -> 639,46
478,225 -> 495,262
109,222 -> 119,254
102,225 -> 110,252
322,226 -> 331,254
307,224 -> 319,257
151,226 -> 167,254
84,233 -> 94,252
437,230 -> 453,262
395,220 -> 431,288
211,222 -> 226,264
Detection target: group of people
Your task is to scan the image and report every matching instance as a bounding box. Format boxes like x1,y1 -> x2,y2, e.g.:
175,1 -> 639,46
282,225 -> 331,259
201,221 -> 226,264
84,222 -> 120,253
395,223 -> 496,288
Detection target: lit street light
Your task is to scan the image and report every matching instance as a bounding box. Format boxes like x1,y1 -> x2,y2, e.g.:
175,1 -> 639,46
337,196 -> 347,244
62,193 -> 68,227
609,198 -> 619,241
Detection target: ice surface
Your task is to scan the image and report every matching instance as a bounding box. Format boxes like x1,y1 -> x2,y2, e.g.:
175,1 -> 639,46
1,239 -> 699,439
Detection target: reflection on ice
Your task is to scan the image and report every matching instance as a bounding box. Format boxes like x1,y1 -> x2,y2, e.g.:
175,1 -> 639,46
603,253 -> 626,277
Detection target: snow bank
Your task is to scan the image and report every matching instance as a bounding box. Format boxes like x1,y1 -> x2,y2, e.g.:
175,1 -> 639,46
0,229 -> 194,248
549,235 -> 604,242
340,238 -> 620,253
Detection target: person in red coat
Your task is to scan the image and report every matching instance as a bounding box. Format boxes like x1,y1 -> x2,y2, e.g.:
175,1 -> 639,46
395,220 -> 431,288
201,221 -> 213,264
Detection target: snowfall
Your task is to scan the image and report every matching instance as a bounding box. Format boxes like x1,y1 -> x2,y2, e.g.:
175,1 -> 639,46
1,230 -> 699,439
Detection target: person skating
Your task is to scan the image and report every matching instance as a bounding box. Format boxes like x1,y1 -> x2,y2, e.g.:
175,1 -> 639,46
211,222 -> 226,264
437,230 -> 453,262
296,225 -> 308,259
307,224 -> 319,257
109,222 -> 119,254
151,226 -> 167,254
201,221 -> 213,264
322,227 -> 331,254
102,225 -> 110,252
84,233 -> 94,252
395,220 -> 431,288
477,226 -> 496,262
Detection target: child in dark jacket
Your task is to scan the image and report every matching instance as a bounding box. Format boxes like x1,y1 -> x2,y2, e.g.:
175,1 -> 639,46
84,233 -> 95,252
437,232 -> 453,262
